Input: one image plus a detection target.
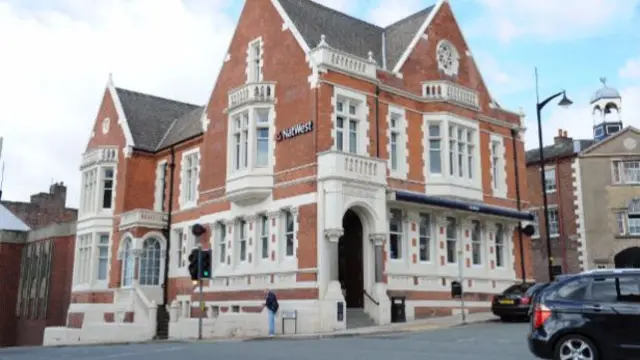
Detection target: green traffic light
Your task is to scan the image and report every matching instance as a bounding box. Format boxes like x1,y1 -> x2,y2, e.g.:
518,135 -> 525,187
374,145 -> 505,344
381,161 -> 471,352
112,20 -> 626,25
203,271 -> 209,276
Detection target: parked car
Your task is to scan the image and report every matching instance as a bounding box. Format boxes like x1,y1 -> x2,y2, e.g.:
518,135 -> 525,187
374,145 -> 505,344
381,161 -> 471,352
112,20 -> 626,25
528,268 -> 640,360
491,282 -> 546,321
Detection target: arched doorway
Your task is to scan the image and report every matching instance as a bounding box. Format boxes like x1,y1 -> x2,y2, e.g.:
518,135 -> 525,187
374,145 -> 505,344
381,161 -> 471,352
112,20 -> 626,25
614,247 -> 640,268
338,209 -> 364,308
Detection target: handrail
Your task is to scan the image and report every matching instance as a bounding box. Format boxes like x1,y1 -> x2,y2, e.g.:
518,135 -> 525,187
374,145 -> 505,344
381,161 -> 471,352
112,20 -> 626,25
363,290 -> 379,306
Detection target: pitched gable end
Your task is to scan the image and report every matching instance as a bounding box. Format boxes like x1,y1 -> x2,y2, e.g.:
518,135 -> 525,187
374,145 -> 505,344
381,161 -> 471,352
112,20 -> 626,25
106,76 -> 135,149
384,6 -> 434,71
581,126 -> 640,156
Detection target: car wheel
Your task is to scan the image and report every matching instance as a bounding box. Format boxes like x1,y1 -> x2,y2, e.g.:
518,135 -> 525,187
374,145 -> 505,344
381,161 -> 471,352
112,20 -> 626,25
554,334 -> 599,360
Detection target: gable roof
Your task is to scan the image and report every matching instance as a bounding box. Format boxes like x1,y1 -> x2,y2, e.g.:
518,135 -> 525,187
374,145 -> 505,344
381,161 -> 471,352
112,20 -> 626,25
277,0 -> 435,70
115,88 -> 201,151
580,126 -> 640,156
0,203 -> 30,232
526,139 -> 596,164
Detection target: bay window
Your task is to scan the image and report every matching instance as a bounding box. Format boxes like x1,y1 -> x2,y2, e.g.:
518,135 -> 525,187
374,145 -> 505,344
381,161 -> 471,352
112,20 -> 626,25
74,234 -> 92,285
448,124 -> 474,179
101,167 -> 114,209
232,111 -> 249,171
96,234 -> 110,281
255,109 -> 270,167
428,124 -> 442,174
81,168 -> 97,214
228,107 -> 273,175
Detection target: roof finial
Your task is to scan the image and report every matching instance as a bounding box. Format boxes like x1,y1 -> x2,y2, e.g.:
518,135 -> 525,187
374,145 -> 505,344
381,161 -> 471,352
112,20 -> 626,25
108,72 -> 114,85
600,76 -> 607,87
319,34 -> 327,47
368,51 -> 374,62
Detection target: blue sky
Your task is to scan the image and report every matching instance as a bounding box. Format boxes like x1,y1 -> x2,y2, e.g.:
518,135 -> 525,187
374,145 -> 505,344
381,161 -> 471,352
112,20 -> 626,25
1,0 -> 639,205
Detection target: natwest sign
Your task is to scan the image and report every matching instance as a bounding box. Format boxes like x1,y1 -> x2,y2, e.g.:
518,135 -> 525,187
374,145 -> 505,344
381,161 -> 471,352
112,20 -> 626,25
276,121 -> 313,141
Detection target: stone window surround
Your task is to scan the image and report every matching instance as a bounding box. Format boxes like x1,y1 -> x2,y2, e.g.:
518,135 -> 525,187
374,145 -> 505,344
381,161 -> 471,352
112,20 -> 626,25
331,86 -> 370,156
80,164 -> 117,217
528,206 -> 560,240
423,113 -> 482,199
179,148 -> 200,210
489,133 -> 507,198
387,105 -> 409,180
611,158 -> 640,185
72,231 -> 113,292
543,166 -> 557,193
116,232 -> 167,288
209,207 -> 300,273
153,160 -> 168,212
246,36 -> 264,84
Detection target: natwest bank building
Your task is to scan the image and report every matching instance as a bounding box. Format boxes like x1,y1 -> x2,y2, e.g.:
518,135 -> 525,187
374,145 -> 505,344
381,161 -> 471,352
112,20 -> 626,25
44,0 -> 534,345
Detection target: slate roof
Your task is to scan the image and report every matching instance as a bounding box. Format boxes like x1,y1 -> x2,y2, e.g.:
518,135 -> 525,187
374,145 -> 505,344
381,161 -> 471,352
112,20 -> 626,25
111,0 -> 438,152
525,139 -> 596,164
116,88 -> 201,151
0,203 -> 30,232
278,0 -> 434,69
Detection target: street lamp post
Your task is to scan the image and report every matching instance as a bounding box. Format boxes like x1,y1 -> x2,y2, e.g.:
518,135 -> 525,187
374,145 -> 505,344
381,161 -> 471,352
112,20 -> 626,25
534,67 -> 573,281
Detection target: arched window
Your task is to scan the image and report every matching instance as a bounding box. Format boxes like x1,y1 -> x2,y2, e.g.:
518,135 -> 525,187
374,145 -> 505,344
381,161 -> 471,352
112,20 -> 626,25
139,237 -> 162,286
121,238 -> 134,287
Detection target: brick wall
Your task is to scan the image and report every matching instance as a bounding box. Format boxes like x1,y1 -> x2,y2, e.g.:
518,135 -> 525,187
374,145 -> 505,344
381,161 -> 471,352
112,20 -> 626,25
0,238 -> 25,346
2,182 -> 77,231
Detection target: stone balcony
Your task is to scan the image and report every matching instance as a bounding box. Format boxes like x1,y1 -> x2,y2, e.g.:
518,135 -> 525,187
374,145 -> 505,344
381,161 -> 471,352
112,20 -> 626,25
317,151 -> 386,187
309,35 -> 377,80
227,82 -> 276,112
422,81 -> 480,110
119,209 -> 167,231
225,169 -> 274,207
81,147 -> 118,170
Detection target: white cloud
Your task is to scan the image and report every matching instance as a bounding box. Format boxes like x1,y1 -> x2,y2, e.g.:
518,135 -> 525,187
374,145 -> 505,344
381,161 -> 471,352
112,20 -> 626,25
471,0 -> 640,43
0,0 -> 236,207
523,85 -> 640,150
620,57 -> 640,80
313,0 -> 354,13
473,51 -> 534,98
366,0 -> 424,27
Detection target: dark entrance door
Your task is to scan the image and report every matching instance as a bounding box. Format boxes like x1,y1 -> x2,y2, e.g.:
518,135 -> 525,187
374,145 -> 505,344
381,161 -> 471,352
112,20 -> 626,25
614,247 -> 640,268
338,209 -> 364,308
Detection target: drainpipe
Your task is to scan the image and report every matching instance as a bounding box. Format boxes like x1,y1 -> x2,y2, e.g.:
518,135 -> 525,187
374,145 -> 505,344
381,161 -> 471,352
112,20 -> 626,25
162,146 -> 176,307
511,128 -> 526,283
375,86 -> 380,157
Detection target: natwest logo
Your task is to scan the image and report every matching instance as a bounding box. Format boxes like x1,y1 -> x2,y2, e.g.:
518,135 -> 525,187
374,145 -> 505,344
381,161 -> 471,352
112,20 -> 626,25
276,121 -> 313,141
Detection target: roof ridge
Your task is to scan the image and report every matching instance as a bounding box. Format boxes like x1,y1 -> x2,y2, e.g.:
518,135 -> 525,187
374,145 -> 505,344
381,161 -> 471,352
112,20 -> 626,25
115,87 -> 200,108
383,5 -> 435,30
155,118 -> 179,151
297,0 -> 383,30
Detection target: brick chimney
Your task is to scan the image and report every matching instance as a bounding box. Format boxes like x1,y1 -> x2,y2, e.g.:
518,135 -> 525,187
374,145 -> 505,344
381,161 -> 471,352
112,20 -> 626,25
554,129 -> 572,145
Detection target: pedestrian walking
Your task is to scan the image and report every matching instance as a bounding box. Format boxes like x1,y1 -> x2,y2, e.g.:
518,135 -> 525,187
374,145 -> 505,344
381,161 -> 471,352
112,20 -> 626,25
264,289 -> 279,336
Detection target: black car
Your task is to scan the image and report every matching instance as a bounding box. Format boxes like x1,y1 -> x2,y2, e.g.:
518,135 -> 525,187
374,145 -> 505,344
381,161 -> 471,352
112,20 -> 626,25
528,269 -> 640,360
491,282 -> 546,321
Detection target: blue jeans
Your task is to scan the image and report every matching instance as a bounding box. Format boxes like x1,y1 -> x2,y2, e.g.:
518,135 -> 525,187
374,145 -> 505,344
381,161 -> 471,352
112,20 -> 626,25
268,309 -> 276,335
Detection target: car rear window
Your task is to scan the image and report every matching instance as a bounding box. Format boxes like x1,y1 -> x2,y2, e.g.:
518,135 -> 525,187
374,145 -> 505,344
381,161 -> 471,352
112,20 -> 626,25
550,277 -> 590,301
503,283 -> 534,295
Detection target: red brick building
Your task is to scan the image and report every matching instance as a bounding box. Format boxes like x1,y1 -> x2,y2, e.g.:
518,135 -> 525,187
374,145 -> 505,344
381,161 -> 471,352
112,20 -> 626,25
45,0 -> 534,344
0,183 -> 77,347
525,129 -> 595,280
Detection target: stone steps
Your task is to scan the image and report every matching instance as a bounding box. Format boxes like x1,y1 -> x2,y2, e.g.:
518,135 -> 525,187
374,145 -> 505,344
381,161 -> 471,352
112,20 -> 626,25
346,308 -> 375,329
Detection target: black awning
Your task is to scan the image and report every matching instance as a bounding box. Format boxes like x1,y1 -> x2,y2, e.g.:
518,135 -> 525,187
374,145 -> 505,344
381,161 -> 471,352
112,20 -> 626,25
391,190 -> 534,221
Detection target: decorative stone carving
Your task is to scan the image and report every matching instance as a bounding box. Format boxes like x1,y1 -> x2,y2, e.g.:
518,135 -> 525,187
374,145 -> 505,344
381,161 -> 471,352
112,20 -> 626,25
369,233 -> 386,246
324,228 -> 344,242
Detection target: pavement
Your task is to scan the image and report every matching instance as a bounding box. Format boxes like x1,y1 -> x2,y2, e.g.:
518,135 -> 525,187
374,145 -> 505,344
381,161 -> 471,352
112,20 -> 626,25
0,318 -> 537,360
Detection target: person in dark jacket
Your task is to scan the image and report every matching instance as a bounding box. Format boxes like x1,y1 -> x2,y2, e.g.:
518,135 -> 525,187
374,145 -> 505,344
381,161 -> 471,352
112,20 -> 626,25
264,289 -> 279,336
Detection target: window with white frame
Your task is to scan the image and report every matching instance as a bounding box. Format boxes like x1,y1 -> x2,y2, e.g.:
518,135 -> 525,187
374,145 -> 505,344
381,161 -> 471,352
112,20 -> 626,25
544,168 -> 557,192
388,111 -> 405,174
182,152 -> 199,204
154,161 -> 167,212
96,234 -> 110,281
548,208 -> 560,237
260,214 -> 269,259
615,199 -> 640,236
490,140 -> 502,190
75,234 -> 92,284
389,209 -> 404,260
531,212 -> 540,238
255,108 -> 270,167
283,210 -> 295,257
612,160 -> 640,184
232,111 -> 249,171
216,221 -> 226,265
418,213 -> 431,262
446,217 -> 457,264
101,167 -> 114,209
248,39 -> 262,82
238,219 -> 248,262
495,223 -> 505,267
175,228 -> 185,268
428,124 -> 442,174
471,220 -> 482,265
139,237 -> 162,286
448,124 -> 475,179
335,97 -> 360,154
81,168 -> 97,213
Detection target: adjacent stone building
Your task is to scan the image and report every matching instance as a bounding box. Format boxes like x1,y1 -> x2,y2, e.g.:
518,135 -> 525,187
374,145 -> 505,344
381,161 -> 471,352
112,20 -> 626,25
525,79 -> 625,280
44,0 -> 534,345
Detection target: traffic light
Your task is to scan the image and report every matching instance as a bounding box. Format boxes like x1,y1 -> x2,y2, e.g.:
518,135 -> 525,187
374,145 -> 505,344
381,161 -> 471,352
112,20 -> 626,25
200,249 -> 212,278
188,248 -> 200,281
